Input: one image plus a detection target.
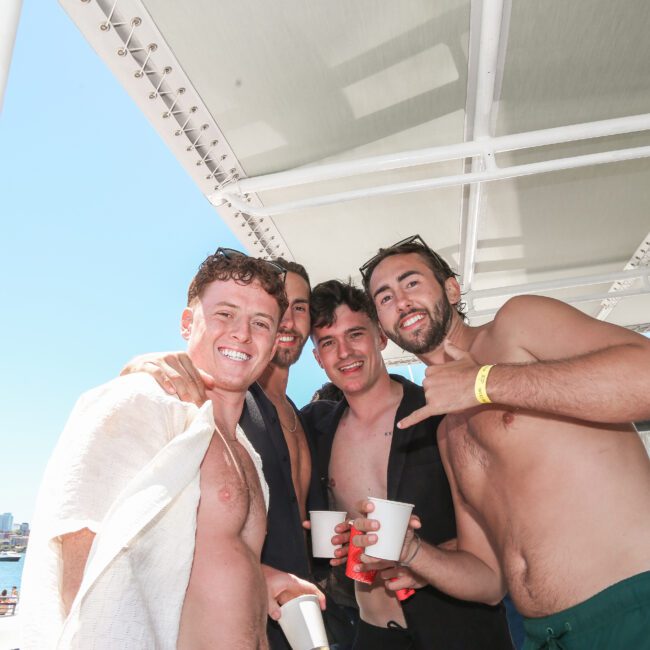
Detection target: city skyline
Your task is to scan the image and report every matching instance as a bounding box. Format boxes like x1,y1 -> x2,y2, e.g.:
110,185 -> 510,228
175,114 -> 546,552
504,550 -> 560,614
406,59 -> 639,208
0,514 -> 14,534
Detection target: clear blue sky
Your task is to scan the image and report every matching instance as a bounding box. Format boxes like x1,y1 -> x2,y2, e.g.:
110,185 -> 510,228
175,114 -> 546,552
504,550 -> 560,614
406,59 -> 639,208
0,1 -> 424,523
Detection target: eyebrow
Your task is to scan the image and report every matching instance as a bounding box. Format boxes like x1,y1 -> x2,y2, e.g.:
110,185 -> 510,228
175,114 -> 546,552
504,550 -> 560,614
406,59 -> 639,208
213,301 -> 239,310
314,324 -> 366,344
371,270 -> 421,300
255,311 -> 276,323
214,301 -> 276,323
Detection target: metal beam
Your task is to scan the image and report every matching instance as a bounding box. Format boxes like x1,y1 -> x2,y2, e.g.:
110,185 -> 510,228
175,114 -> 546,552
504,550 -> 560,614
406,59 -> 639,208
210,113 -> 650,216
459,0 -> 510,297
213,142 -> 650,217
468,265 -> 650,301
595,232 -> 650,320
0,0 -> 23,114
468,284 -> 650,321
212,113 -> 650,199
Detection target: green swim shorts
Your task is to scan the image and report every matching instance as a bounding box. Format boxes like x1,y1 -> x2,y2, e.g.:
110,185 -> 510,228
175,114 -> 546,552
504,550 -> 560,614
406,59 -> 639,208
522,571 -> 650,650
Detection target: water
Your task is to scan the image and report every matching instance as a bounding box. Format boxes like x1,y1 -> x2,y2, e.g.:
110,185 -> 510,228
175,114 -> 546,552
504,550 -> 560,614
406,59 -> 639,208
0,555 -> 24,593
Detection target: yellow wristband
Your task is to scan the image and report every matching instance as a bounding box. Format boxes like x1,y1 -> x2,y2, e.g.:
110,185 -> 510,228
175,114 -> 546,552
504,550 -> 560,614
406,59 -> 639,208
474,365 -> 494,404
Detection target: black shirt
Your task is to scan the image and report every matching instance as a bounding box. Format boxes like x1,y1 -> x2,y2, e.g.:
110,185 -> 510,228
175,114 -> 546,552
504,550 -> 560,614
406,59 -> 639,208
301,375 -> 513,650
239,383 -> 326,650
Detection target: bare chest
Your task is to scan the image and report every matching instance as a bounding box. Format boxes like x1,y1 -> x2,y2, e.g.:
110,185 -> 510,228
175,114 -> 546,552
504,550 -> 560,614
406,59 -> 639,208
443,406 -> 522,510
328,415 -> 394,516
283,420 -> 312,518
196,431 -> 266,545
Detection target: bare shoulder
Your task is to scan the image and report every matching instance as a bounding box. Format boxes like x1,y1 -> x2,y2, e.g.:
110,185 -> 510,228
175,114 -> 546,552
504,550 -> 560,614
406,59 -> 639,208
492,294 -> 560,329
490,294 -> 648,359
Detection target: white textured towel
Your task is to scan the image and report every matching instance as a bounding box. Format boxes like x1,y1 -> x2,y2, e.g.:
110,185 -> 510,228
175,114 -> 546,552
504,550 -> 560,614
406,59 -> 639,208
20,373 -> 268,649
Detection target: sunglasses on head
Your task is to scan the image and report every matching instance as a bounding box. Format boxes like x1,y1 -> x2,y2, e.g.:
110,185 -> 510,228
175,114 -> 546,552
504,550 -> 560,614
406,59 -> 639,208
215,247 -> 287,282
359,234 -> 451,282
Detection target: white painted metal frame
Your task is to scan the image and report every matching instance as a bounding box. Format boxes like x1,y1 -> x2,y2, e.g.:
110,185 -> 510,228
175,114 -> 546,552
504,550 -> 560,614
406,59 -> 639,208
210,114 -> 650,207
60,0 -> 292,260
0,0 -> 23,113
458,0 -> 510,306
61,0 -> 650,329
206,0 -> 650,324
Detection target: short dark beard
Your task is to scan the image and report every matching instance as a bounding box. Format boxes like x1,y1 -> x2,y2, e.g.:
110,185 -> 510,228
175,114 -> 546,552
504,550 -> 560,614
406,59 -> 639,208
271,331 -> 306,368
390,296 -> 453,355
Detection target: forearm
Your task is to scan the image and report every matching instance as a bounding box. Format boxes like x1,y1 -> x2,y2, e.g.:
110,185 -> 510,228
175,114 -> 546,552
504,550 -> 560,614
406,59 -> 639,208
489,344 -> 650,423
408,541 -> 505,605
61,528 -> 95,615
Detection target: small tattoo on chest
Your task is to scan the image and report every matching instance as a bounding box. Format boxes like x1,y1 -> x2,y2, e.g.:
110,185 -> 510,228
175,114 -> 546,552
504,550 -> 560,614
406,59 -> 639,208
384,431 -> 392,437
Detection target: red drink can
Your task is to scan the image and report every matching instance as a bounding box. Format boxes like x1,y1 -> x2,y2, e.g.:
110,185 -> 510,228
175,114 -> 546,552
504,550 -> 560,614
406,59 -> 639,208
394,583 -> 416,601
345,524 -> 377,584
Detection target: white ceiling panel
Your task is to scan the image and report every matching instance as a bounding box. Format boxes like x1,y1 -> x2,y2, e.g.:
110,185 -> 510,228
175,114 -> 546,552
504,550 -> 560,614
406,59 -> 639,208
60,0 -> 650,363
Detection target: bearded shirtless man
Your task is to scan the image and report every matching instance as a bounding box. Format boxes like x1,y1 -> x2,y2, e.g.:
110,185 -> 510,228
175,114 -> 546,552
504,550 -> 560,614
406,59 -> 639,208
22,250 -> 287,649
356,235 -> 650,650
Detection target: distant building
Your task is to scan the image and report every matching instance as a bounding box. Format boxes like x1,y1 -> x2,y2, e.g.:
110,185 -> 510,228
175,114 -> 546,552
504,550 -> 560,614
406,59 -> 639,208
19,522 -> 29,535
0,513 -> 13,533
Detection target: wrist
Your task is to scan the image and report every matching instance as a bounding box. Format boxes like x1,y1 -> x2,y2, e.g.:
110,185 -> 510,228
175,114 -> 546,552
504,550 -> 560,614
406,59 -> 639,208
399,533 -> 421,567
474,364 -> 495,404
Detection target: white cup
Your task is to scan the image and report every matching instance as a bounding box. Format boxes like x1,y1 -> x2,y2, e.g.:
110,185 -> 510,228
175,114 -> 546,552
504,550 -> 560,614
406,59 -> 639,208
366,496 -> 414,562
278,594 -> 330,650
309,510 -> 347,558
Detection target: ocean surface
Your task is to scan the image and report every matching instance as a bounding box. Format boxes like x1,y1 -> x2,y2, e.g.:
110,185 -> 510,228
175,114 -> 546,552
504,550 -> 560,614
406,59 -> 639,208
0,555 -> 24,592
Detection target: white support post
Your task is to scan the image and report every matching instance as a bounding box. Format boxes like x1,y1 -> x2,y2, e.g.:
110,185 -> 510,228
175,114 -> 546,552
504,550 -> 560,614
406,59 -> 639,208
459,0 -> 509,296
0,0 -> 23,114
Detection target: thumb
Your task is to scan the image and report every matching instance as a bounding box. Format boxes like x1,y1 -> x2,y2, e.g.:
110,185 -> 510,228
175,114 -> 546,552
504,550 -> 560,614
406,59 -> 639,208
397,404 -> 434,429
409,515 -> 422,531
268,593 -> 281,621
443,338 -> 466,361
198,369 -> 216,389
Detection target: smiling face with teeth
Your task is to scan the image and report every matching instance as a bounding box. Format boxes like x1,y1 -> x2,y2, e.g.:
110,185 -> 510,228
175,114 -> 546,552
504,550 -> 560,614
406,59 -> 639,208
271,271 -> 311,369
312,304 -> 388,396
368,252 -> 461,356
181,278 -> 281,394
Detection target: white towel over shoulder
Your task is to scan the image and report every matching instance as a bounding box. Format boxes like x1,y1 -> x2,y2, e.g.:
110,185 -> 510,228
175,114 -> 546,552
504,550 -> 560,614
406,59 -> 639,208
20,373 -> 268,650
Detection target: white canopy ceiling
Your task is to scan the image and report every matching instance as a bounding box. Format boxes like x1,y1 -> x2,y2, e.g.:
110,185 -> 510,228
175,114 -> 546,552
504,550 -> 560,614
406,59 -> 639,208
61,0 -> 650,363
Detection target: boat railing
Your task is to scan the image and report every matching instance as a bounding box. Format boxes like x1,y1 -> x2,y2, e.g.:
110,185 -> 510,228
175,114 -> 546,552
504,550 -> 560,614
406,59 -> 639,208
0,599 -> 17,617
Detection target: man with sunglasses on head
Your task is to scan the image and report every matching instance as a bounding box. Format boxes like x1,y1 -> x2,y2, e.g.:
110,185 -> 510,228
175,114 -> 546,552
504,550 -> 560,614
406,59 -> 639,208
119,254 -> 354,650
355,235 -> 650,650
21,250 -> 320,650
302,279 -> 513,650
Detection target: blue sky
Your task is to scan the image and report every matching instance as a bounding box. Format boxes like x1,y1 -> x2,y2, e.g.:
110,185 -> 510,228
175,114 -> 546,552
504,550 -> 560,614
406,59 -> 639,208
0,1 -> 424,523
